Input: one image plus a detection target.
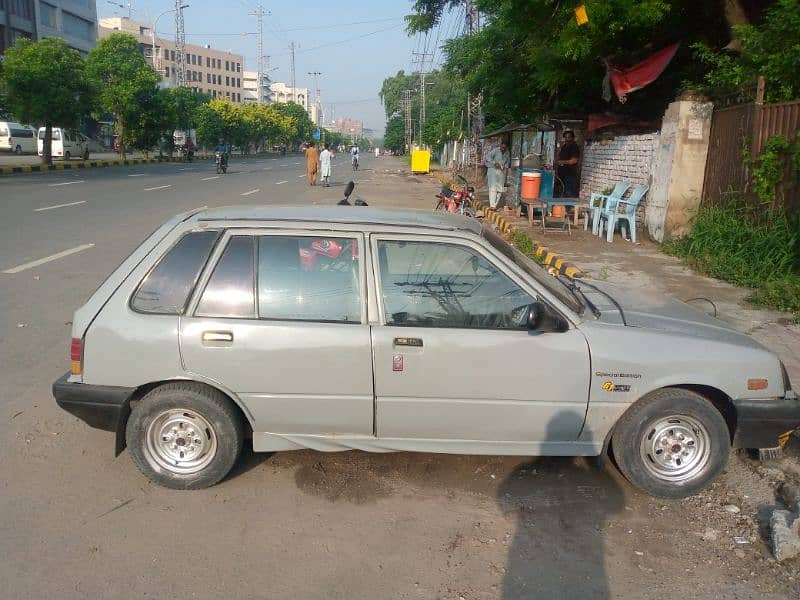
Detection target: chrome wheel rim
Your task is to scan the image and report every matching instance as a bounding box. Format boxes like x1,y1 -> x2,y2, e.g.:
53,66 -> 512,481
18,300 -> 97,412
145,409 -> 218,475
639,415 -> 710,482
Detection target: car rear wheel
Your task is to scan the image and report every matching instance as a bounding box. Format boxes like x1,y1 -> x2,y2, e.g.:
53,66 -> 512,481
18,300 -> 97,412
126,382 -> 243,489
15,145 -> 22,155
64,151 -> 71,161
611,388 -> 731,498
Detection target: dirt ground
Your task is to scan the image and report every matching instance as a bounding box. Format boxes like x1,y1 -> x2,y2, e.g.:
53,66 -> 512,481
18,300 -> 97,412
1,161 -> 798,599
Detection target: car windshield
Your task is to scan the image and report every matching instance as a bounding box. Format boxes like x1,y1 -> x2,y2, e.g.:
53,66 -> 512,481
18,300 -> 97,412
481,225 -> 584,315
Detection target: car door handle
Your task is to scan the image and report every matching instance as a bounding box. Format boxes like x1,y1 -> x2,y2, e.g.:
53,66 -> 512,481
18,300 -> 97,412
202,331 -> 234,343
394,337 -> 423,347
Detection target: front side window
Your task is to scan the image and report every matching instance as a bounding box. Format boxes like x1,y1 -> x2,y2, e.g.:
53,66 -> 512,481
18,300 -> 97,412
131,230 -> 220,314
196,236 -> 256,318
258,235 -> 361,323
377,240 -> 534,329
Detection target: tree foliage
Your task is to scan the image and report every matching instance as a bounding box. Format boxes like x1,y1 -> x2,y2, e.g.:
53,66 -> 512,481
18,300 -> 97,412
694,0 -> 800,103
383,115 -> 405,153
124,87 -> 175,157
407,0 -> 731,126
1,37 -> 92,163
85,33 -> 160,158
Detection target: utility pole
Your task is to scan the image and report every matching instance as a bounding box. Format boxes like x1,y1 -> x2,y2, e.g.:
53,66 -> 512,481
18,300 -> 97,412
249,5 -> 268,103
465,1 -> 483,172
289,42 -> 296,99
402,89 -> 414,152
174,0 -> 187,87
308,71 -> 322,125
412,50 -> 433,148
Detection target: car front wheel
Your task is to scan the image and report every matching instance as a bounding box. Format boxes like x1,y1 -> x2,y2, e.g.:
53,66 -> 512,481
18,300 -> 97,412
126,382 -> 243,489
612,388 -> 731,498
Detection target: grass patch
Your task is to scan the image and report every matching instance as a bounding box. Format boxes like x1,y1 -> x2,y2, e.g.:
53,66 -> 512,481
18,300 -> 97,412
509,230 -> 545,265
663,202 -> 800,316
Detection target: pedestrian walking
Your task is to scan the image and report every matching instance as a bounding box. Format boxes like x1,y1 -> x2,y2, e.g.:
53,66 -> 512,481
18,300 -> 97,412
305,142 -> 319,186
319,143 -> 333,187
485,140 -> 509,209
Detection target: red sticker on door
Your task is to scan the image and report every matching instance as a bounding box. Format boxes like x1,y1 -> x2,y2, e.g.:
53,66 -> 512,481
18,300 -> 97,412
392,354 -> 404,372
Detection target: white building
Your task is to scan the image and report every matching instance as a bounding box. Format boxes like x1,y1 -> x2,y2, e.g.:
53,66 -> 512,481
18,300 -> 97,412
269,82 -> 309,111
242,70 -> 271,104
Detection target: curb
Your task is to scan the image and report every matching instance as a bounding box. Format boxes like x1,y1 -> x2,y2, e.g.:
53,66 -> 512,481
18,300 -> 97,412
0,155 -> 215,177
430,170 -> 585,278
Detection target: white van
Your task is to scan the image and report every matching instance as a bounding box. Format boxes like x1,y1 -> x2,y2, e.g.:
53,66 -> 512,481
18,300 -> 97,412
37,127 -> 89,160
0,121 -> 38,154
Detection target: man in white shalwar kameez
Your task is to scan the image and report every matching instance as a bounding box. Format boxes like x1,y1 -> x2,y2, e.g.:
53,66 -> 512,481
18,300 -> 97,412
485,141 -> 509,209
319,143 -> 333,187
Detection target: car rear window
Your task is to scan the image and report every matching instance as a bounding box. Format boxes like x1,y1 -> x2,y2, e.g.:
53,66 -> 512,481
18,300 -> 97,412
131,230 -> 220,314
195,236 -> 256,318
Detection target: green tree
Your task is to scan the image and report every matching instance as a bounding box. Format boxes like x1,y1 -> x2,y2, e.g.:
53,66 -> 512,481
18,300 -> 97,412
85,33 -> 160,158
273,101 -> 315,146
124,87 -> 175,158
383,115 -> 405,153
695,0 -> 800,102
1,37 -> 91,164
194,101 -> 226,148
167,87 -> 210,131
407,0 -> 731,125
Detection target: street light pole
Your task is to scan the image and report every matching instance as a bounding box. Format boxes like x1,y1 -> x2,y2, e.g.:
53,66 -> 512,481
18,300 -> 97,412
152,4 -> 189,75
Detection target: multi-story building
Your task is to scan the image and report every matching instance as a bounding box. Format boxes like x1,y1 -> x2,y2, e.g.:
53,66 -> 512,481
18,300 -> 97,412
329,117 -> 364,141
242,70 -> 271,105
98,17 -> 245,103
1,0 -> 98,56
269,82 -> 309,112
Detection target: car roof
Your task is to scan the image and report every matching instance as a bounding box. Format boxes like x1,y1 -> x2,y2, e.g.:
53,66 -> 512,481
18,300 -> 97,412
194,205 -> 483,234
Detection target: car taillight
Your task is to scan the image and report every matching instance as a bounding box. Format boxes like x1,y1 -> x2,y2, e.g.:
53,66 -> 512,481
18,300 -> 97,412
70,338 -> 82,375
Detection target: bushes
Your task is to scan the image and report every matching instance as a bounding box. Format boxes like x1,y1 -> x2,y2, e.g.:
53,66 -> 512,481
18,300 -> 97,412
663,201 -> 800,315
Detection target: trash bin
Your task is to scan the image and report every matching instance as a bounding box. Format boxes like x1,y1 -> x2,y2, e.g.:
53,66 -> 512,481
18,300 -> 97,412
521,171 -> 542,199
411,149 -> 431,174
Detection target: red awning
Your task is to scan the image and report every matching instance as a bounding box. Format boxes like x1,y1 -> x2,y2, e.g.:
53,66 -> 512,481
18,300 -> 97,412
607,42 -> 680,103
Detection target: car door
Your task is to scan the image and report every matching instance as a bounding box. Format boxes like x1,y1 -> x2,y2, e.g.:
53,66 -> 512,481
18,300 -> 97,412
370,234 -> 591,443
180,229 -> 374,436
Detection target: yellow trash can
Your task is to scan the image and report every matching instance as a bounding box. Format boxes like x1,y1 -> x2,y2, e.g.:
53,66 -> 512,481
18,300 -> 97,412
411,149 -> 431,174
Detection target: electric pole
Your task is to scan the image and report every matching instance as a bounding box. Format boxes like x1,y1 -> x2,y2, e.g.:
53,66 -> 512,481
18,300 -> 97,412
289,42 -> 296,99
174,0 -> 187,87
402,89 -> 414,152
308,71 -> 322,125
249,4 -> 268,103
412,50 -> 433,148
465,0 -> 483,168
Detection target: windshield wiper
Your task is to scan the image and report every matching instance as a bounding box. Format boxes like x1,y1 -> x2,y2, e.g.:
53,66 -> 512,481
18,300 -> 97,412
578,279 -> 627,325
557,275 -> 600,318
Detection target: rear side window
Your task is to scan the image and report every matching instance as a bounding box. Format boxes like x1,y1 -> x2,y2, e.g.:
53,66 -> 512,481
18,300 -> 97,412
131,230 -> 220,314
195,236 -> 256,318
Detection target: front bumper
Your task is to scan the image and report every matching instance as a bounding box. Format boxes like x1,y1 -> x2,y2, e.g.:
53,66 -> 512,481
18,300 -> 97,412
52,373 -> 135,455
732,394 -> 800,449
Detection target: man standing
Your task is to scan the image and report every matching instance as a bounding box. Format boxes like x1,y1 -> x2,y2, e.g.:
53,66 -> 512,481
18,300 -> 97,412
305,142 -> 319,186
320,143 -> 333,187
556,130 -> 580,197
485,140 -> 509,209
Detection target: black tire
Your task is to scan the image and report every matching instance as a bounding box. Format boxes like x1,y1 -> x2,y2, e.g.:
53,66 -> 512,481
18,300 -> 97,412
216,164 -> 221,174
15,145 -> 22,155
83,149 -> 89,160
222,164 -> 227,174
64,151 -> 71,161
126,382 -> 244,490
611,388 -> 730,498
435,198 -> 446,211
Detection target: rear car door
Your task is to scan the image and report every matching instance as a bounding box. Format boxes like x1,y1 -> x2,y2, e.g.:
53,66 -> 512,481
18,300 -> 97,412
370,234 -> 591,443
180,229 -> 374,436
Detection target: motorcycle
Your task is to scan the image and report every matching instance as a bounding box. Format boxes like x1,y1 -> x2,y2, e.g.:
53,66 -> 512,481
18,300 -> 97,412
435,174 -> 476,217
215,151 -> 228,174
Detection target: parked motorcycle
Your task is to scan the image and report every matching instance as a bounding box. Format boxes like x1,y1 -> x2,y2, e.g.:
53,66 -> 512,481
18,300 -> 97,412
435,174 -> 476,217
215,151 -> 228,174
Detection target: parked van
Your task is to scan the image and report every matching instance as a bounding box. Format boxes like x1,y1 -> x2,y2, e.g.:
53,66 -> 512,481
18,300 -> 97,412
0,121 -> 38,154
37,127 -> 89,160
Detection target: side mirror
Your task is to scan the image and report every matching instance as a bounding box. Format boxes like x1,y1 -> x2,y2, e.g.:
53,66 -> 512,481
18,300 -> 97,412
527,301 -> 568,333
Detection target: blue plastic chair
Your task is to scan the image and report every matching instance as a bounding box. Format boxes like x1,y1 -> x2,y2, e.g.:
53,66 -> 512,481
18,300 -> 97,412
598,183 -> 649,243
586,181 -> 630,234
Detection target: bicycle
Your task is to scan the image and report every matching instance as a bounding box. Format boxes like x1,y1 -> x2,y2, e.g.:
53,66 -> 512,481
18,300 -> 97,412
352,155 -> 359,172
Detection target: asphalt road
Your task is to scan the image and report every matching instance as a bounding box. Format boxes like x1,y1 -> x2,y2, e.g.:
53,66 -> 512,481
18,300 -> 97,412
1,156 -> 797,599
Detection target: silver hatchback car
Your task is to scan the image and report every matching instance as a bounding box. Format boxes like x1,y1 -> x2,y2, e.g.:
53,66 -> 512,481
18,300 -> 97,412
53,206 -> 799,496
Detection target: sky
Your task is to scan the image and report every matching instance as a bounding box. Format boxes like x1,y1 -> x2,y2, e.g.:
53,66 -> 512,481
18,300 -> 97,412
99,0 -> 464,136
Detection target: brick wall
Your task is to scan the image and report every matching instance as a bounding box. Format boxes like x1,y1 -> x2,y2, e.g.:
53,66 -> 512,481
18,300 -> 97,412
579,133 -> 659,223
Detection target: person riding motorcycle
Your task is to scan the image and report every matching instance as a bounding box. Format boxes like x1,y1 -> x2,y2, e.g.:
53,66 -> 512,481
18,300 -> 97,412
214,140 -> 229,168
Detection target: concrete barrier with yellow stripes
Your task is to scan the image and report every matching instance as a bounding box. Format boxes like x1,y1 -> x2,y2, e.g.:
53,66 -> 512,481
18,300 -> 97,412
0,155 -> 213,177
429,169 -> 585,278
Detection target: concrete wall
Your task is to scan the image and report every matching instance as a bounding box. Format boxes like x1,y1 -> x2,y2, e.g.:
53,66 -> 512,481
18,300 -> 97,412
579,133 -> 659,227
645,100 -> 713,242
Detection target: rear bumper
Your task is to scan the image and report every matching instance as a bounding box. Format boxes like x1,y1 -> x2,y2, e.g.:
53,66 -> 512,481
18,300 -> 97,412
52,373 -> 134,454
732,394 -> 800,448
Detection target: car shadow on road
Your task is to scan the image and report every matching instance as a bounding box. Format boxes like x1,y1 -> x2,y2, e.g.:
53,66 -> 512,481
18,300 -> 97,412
497,412 -> 625,599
